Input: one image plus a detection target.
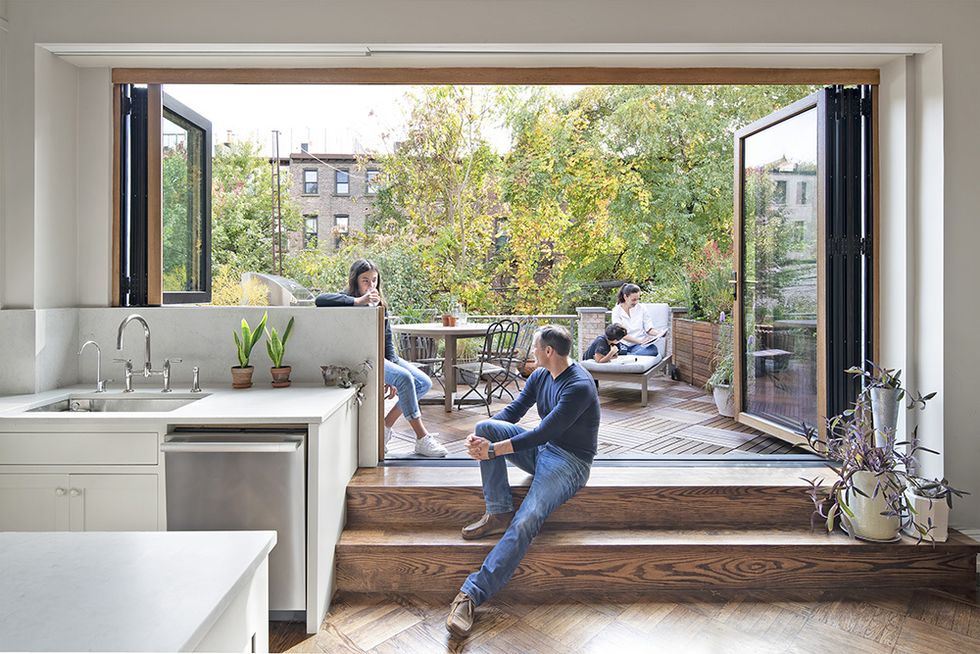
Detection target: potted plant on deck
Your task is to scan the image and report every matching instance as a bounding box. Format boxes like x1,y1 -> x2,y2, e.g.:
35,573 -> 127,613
266,316 -> 295,388
801,364 -> 967,543
704,314 -> 734,418
231,312 -> 267,389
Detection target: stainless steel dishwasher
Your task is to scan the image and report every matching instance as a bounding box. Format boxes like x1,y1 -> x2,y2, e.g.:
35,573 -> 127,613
162,427 -> 306,619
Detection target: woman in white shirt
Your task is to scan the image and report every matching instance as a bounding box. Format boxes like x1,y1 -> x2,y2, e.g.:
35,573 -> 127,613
611,283 -> 664,357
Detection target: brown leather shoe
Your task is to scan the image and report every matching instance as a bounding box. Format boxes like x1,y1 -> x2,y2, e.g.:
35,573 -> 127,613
461,511 -> 514,540
446,591 -> 475,637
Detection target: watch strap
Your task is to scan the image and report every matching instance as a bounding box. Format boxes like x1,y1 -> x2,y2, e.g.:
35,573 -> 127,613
487,442 -> 496,459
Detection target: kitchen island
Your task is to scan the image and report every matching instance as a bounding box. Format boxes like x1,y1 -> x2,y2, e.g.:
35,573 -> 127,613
0,530 -> 276,652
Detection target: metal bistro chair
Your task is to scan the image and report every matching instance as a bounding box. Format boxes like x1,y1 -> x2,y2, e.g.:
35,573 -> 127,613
497,317 -> 537,396
396,331 -> 444,389
453,319 -> 521,415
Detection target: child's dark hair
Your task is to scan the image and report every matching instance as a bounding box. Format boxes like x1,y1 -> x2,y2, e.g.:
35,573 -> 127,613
605,323 -> 628,341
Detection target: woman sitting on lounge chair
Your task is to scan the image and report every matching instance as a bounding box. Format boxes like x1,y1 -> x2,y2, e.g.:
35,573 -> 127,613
611,283 -> 664,357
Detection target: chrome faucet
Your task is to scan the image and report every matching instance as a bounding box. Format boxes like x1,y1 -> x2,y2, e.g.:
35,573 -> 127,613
78,341 -> 109,393
116,314 -> 153,375
161,358 -> 182,393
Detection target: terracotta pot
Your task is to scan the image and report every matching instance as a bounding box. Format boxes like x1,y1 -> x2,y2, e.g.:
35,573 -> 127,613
231,366 -> 254,389
271,366 -> 292,388
441,314 -> 457,327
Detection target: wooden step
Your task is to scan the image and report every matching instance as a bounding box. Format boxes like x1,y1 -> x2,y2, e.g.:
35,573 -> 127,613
346,466 -> 825,529
335,526 -> 980,595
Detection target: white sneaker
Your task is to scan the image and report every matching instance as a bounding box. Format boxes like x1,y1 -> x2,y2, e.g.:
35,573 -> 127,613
384,425 -> 393,454
414,434 -> 448,458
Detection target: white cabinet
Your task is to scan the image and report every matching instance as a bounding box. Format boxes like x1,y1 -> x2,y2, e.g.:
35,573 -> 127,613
0,474 -> 158,532
0,429 -> 162,532
68,474 -> 159,531
0,474 -> 69,530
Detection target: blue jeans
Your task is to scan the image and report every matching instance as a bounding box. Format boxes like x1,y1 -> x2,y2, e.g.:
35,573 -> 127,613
460,419 -> 592,606
383,356 -> 432,421
624,341 -> 659,357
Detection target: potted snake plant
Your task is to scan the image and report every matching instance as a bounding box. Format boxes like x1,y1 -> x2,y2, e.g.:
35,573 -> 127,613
231,312 -> 267,389
266,316 -> 295,388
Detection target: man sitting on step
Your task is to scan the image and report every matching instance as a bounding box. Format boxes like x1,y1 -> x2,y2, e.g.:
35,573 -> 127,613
446,325 -> 600,637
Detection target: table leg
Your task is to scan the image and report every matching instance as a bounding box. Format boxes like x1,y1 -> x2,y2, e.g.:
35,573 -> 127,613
444,336 -> 457,412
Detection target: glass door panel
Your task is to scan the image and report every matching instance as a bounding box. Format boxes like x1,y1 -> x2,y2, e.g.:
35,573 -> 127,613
736,92 -> 824,441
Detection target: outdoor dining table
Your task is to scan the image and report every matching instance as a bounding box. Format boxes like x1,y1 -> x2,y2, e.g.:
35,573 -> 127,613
390,321 -> 491,412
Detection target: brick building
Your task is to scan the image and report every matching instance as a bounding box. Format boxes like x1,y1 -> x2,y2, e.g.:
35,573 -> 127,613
281,152 -> 381,252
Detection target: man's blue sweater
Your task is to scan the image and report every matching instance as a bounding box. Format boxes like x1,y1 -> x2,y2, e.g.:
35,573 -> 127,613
494,361 -> 600,461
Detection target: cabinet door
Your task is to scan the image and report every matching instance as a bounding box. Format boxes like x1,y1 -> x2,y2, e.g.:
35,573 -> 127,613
0,474 -> 70,530
68,474 -> 159,532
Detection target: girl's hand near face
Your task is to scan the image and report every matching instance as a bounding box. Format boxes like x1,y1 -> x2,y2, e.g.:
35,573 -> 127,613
354,290 -> 381,306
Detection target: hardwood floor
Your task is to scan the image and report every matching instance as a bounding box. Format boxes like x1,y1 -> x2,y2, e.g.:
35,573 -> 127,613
385,376 -> 808,460
270,586 -> 980,653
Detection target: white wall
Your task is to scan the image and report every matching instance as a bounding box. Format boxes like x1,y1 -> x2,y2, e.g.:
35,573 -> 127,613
76,67 -> 112,307
1,0 -> 979,525
33,46 -> 77,309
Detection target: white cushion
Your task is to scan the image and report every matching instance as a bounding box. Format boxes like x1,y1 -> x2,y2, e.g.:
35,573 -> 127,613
639,302 -> 670,354
581,353 -> 663,374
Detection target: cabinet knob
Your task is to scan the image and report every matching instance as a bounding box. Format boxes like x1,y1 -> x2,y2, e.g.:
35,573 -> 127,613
55,487 -> 66,496
69,488 -> 80,497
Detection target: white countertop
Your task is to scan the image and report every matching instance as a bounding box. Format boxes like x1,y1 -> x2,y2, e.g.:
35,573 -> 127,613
0,383 -> 357,425
0,530 -> 276,652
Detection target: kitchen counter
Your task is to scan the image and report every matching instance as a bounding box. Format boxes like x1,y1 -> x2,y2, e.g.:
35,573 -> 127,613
0,383 -> 358,425
0,530 -> 276,652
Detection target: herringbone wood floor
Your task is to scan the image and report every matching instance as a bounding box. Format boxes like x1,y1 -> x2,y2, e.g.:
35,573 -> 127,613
386,376 -> 806,459
271,586 -> 980,653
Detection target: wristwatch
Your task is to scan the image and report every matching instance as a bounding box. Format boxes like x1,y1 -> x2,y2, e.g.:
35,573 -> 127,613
487,442 -> 496,460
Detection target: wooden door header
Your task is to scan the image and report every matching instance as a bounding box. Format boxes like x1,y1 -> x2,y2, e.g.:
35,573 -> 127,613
112,67 -> 880,86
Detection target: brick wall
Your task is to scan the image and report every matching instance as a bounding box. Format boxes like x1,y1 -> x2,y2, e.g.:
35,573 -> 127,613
576,307 -> 608,361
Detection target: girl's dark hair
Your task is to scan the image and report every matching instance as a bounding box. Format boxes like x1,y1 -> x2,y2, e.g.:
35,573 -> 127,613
617,283 -> 641,304
605,323 -> 628,341
346,258 -> 386,308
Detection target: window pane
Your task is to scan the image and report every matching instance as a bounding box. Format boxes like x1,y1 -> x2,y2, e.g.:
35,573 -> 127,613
742,108 -> 818,429
335,169 -> 349,194
304,215 -> 318,248
162,111 -> 205,294
366,169 -> 380,194
304,169 -> 318,194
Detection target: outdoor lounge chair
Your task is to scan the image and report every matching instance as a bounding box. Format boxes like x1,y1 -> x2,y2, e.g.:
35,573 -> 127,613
580,303 -> 673,407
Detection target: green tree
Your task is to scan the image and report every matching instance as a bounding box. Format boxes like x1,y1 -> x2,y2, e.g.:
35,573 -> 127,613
367,86 -> 502,310
211,140 -> 301,274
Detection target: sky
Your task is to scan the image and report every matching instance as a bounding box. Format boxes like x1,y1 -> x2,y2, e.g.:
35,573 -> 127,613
163,84 -> 812,166
163,84 -> 583,157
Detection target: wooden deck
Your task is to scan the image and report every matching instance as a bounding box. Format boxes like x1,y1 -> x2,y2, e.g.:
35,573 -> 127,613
385,375 -> 808,459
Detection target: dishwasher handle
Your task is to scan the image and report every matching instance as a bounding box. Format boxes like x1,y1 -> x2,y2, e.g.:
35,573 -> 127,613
161,441 -> 301,454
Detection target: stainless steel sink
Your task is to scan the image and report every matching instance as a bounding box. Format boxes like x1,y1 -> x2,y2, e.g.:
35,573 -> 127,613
27,394 -> 204,413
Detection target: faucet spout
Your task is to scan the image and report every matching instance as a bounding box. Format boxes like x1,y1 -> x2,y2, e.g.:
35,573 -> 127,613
116,314 -> 152,374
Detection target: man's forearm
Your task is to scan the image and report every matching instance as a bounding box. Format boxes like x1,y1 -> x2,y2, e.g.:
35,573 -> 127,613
495,439 -> 515,456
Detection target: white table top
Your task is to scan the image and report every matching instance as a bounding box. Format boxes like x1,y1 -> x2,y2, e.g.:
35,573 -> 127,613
0,530 -> 276,652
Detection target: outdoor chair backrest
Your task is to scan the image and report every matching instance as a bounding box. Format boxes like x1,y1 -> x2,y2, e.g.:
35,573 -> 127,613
514,318 -> 537,363
397,332 -> 438,362
481,319 -> 522,369
639,302 -> 672,358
